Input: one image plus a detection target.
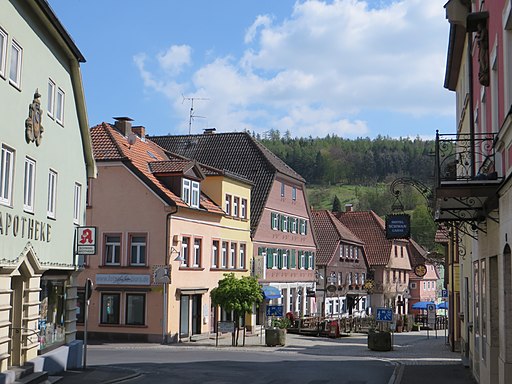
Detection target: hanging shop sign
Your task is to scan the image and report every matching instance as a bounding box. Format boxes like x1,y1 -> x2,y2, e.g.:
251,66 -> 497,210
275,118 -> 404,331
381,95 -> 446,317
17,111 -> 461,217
385,213 -> 410,239
76,226 -> 97,255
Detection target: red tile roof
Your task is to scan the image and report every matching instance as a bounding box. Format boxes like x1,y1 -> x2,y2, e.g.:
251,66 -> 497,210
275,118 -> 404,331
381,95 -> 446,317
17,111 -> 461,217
90,123 -> 223,214
334,210 -> 392,266
311,210 -> 364,265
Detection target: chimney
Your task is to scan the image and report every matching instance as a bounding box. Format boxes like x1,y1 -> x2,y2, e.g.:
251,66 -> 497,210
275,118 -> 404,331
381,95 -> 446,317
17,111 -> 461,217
113,117 -> 133,136
345,204 -> 353,212
132,125 -> 146,141
203,127 -> 216,135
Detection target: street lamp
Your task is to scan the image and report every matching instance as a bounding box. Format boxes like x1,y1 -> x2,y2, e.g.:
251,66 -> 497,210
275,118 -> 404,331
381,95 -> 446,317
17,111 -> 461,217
155,247 -> 184,344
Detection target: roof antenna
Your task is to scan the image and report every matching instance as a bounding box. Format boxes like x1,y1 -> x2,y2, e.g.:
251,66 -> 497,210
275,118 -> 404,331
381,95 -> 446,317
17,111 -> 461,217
182,94 -> 209,134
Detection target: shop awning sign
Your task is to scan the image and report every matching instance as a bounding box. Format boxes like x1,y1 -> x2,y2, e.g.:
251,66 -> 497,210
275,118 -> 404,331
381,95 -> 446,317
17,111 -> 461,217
385,214 -> 410,239
76,226 -> 97,255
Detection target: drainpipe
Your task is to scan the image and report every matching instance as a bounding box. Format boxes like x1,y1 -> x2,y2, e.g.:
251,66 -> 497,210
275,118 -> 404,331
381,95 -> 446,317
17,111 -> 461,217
163,205 -> 178,344
467,35 -> 476,178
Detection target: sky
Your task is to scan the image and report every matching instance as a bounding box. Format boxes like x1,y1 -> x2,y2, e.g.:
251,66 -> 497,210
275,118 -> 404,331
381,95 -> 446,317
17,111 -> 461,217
47,0 -> 454,140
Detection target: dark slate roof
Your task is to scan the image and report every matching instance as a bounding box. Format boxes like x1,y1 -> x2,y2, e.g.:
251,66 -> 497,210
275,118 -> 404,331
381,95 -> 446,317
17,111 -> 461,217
334,210 -> 392,266
149,132 -> 305,234
311,210 -> 364,266
90,123 -> 223,214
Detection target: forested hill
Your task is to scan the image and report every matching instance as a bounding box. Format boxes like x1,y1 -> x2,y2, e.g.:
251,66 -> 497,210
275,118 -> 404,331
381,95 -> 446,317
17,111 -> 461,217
257,130 -> 435,185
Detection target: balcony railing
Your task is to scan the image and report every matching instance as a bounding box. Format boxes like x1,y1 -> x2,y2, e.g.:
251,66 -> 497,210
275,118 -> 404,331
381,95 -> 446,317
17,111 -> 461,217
435,131 -> 502,185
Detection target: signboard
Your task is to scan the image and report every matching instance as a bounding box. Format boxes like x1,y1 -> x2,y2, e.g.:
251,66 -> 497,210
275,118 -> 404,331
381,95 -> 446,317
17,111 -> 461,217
385,214 -> 410,239
414,264 -> 427,277
266,305 -> 284,317
376,307 -> 393,322
218,321 -> 235,333
442,289 -> 448,298
427,303 -> 436,327
96,274 -> 150,286
76,227 -> 97,255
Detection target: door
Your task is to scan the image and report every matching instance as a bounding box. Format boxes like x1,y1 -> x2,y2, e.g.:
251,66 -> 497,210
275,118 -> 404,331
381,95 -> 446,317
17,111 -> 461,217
191,295 -> 201,335
9,276 -> 23,367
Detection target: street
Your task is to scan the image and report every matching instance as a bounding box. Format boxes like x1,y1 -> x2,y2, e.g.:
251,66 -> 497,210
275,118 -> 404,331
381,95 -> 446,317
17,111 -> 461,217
66,330 -> 476,384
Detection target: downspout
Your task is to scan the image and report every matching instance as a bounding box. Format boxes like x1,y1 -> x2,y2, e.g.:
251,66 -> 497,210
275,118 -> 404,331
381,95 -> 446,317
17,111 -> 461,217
164,205 -> 178,343
467,35 -> 476,178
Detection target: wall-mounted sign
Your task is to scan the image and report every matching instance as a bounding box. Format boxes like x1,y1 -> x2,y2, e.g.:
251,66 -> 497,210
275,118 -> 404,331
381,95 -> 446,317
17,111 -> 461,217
76,226 -> 97,255
414,264 -> 427,277
96,274 -> 150,286
385,214 -> 410,239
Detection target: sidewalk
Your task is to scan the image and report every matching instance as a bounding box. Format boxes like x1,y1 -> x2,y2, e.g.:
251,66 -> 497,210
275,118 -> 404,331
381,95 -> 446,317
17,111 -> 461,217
57,330 -> 475,384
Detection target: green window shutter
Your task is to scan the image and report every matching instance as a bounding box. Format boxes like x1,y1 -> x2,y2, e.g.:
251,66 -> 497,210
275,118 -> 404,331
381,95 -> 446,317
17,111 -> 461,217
266,250 -> 272,268
305,251 -> 309,269
291,250 -> 296,268
258,247 -> 263,256
276,214 -> 281,230
304,221 -> 308,235
311,252 -> 315,268
277,249 -> 283,269
271,212 -> 274,227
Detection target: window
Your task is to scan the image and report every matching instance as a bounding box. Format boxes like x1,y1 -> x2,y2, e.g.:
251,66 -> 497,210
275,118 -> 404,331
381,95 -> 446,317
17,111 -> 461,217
280,182 -> 285,197
355,273 -> 359,285
193,238 -> 201,267
73,183 -> 81,224
47,79 -> 55,118
291,217 -> 297,233
47,170 -> 57,218
181,237 -> 190,267
130,235 -> 147,265
272,250 -> 278,269
355,247 -> 359,260
282,250 -> 288,269
271,212 -> 279,230
55,87 -> 64,124
241,198 -> 247,219
347,272 -> 352,285
292,187 -> 297,201
126,294 -> 145,325
23,157 -> 35,212
282,215 -> 288,232
191,181 -> 199,208
101,293 -> 120,324
225,194 -> 231,215
221,241 -> 228,268
233,196 -> 239,217
0,27 -> 6,78
300,252 -> 305,269
212,240 -> 219,268
0,145 -> 14,205
239,243 -> 246,269
400,246 -> 404,258
230,243 -> 236,268
105,235 -> 121,265
361,273 -> 365,285
300,219 -> 307,235
349,246 -> 353,259
182,179 -> 191,204
307,253 -> 313,270
9,39 -> 22,88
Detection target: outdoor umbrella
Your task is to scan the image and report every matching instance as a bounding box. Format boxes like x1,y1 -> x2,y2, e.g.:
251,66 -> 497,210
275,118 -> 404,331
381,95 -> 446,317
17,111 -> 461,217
437,301 -> 448,310
412,301 -> 435,310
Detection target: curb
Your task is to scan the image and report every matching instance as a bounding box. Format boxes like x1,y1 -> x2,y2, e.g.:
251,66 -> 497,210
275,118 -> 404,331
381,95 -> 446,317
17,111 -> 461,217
103,371 -> 142,384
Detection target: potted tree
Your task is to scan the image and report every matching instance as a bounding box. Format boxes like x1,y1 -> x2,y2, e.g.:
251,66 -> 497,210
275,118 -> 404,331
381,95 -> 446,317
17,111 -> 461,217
266,317 -> 289,346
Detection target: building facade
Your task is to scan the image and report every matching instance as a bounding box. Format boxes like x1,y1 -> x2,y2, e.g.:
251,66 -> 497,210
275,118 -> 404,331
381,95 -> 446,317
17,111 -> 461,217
150,132 -> 318,322
437,1 -> 512,383
81,120 -> 251,343
0,0 -> 96,373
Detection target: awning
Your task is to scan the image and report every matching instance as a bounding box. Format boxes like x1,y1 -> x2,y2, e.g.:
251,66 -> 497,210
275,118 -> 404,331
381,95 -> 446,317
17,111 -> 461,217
261,285 -> 281,300
437,301 -> 448,310
412,301 -> 436,310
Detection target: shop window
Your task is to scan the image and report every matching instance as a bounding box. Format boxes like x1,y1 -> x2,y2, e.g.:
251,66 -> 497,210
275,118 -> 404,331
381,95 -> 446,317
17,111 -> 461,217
126,294 -> 145,325
39,279 -> 66,350
76,291 -> 85,324
101,293 -> 120,324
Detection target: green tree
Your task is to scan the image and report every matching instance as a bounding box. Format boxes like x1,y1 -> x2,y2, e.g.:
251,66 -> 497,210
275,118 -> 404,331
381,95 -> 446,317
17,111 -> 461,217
210,273 -> 263,346
332,195 -> 341,212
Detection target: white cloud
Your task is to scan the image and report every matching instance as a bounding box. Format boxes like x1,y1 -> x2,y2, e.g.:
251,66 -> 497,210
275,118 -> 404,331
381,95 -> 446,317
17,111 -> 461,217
135,0 -> 451,138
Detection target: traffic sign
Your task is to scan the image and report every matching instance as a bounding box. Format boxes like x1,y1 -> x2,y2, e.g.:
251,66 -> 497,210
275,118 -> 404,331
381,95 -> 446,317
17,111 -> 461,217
266,305 -> 284,317
376,307 -> 393,322
442,289 -> 448,298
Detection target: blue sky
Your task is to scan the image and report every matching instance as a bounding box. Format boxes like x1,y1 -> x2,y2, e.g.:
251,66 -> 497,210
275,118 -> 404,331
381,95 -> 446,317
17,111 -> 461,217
48,0 -> 454,139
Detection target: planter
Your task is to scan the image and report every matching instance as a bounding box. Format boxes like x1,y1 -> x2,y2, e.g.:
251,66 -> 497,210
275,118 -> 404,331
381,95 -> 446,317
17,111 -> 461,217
265,328 -> 286,346
367,330 -> 392,351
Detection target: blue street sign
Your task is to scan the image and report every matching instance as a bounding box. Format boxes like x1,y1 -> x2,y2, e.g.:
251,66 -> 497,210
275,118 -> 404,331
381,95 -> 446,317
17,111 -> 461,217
266,305 -> 284,317
442,289 -> 448,298
376,307 -> 393,322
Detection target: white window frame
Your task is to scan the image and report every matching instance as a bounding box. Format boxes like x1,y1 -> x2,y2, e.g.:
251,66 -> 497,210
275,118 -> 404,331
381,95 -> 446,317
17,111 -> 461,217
105,235 -> 121,265
239,243 -> 245,269
291,217 -> 297,233
130,234 -> 147,266
272,213 -> 279,230
212,240 -> 219,268
0,27 -> 7,79
47,78 -> 55,118
307,253 -> 313,270
292,186 -> 297,201
193,238 -> 201,267
182,179 -> 191,204
73,183 -> 81,224
55,87 -> 65,125
241,198 -> 247,219
221,241 -> 228,268
282,250 -> 288,269
272,251 -> 278,269
282,215 -> 288,232
300,252 -> 305,270
230,243 -> 236,268
181,237 -> 189,267
23,157 -> 36,212
9,39 -> 22,88
191,180 -> 199,208
47,169 -> 57,218
0,145 -> 14,206
233,196 -> 239,217
225,194 -> 231,215
280,182 -> 285,197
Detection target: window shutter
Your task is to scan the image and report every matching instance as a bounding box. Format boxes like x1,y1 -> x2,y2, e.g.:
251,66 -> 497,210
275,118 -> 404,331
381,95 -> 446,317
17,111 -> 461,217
291,250 -> 296,268
304,221 -> 308,235
278,249 -> 283,269
266,250 -> 272,268
305,252 -> 309,269
271,212 -> 276,229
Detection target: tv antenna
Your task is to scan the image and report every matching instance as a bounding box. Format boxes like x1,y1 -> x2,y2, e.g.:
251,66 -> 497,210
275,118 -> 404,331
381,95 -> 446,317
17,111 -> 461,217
182,95 -> 209,134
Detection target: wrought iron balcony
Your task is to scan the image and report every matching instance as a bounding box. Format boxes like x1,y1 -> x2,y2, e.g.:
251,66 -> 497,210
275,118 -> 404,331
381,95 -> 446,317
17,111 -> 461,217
433,131 -> 502,227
